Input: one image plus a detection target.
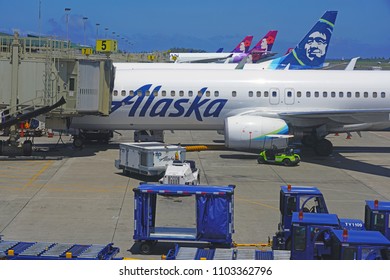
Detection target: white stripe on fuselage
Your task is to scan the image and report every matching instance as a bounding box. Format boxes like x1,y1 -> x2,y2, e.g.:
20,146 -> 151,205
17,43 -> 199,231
71,69 -> 390,131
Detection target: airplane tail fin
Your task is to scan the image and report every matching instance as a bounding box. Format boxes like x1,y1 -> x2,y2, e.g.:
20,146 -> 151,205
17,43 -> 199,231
231,35 -> 254,53
268,11 -> 337,69
247,30 -> 278,63
250,30 -> 278,53
216,48 -> 224,53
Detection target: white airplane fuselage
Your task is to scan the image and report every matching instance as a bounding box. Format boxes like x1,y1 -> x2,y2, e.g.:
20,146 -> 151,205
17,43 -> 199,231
71,69 -> 390,133
170,52 -> 246,63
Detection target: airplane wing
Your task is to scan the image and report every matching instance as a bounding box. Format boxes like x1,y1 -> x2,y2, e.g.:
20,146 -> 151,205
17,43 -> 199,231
188,54 -> 233,63
278,108 -> 390,118
278,109 -> 390,126
239,108 -> 390,127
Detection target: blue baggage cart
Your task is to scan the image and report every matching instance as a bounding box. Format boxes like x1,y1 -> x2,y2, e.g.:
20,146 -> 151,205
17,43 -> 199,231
133,183 -> 235,254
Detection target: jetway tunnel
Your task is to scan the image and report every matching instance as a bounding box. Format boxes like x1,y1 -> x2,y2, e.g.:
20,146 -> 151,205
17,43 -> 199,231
0,32 -> 115,156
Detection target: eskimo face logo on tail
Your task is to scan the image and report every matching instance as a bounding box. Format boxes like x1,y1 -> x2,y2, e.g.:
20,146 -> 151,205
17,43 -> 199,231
274,11 -> 337,69
304,31 -> 328,61
111,85 -> 228,122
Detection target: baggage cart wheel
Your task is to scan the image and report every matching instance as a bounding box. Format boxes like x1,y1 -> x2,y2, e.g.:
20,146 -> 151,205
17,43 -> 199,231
140,241 -> 155,254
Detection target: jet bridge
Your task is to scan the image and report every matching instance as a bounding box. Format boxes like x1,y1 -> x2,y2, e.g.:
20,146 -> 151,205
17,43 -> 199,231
0,32 -> 114,155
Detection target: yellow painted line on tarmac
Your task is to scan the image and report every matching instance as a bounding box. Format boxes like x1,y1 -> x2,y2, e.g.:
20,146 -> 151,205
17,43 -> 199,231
23,161 -> 53,189
235,197 -> 278,211
47,187 -> 126,193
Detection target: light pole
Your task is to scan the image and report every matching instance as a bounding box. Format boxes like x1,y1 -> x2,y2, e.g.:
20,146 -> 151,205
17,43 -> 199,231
38,0 -> 42,37
96,23 -> 100,41
82,17 -> 88,45
64,7 -> 71,46
105,27 -> 108,38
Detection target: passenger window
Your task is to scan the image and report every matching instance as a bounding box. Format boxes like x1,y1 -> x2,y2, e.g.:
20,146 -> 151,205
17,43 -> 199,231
214,91 -> 219,97
179,90 -> 184,97
381,92 -> 386,98
373,92 -> 377,98
121,90 -> 126,96
249,91 -> 253,97
153,90 -> 158,97
314,91 -> 319,98
206,90 -> 210,97
256,91 -> 261,97
272,91 -> 277,97
188,90 -> 193,97
306,91 -> 311,98
145,90 -> 150,96
113,90 -> 118,96
339,92 -> 343,98
364,92 -> 368,98
323,91 -> 327,98
347,92 -> 351,98
264,91 -> 269,97
355,92 -> 360,98
331,91 -> 336,98
171,90 -> 175,97
137,90 -> 142,97
297,91 -> 302,98
162,90 -> 166,97
232,91 -> 237,97
287,91 -> 292,97
129,90 -> 134,96
198,91 -> 203,97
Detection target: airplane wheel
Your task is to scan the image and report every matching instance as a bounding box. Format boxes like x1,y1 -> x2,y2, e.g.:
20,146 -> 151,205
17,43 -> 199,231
22,140 -> 33,156
73,137 -> 84,148
302,135 -> 316,147
314,139 -> 333,156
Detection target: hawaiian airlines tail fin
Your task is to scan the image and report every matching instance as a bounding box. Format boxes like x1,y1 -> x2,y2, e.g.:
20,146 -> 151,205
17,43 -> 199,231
231,35 -> 254,53
266,11 -> 337,69
250,30 -> 278,53
247,30 -> 278,63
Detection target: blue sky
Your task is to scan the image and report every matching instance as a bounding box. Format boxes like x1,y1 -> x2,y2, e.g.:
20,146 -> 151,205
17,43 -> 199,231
1,0 -> 389,58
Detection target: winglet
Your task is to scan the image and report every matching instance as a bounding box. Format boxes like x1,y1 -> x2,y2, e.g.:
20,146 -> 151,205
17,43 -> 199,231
235,57 -> 247,70
345,57 -> 360,71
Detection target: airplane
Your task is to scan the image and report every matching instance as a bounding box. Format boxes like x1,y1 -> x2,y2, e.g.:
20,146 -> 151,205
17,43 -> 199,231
116,10 -> 336,70
222,30 -> 278,63
68,11 -> 390,156
169,35 -> 253,63
70,66 -> 390,156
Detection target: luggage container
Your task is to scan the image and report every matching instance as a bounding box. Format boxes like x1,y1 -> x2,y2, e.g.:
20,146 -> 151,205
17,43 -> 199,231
115,142 -> 186,177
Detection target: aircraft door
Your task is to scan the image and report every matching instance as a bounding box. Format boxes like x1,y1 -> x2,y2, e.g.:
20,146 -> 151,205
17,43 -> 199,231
284,88 -> 295,105
269,88 -> 280,105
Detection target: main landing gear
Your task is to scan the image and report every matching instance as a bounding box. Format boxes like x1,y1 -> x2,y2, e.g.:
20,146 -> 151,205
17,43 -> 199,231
302,136 -> 333,156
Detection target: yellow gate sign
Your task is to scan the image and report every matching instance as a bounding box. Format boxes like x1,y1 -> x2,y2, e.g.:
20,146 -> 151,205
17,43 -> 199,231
82,48 -> 93,55
96,39 -> 118,53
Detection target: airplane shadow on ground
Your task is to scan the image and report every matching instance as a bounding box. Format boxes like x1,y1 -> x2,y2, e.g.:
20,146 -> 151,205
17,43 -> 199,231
19,141 -> 390,179
219,145 -> 390,178
301,146 -> 390,178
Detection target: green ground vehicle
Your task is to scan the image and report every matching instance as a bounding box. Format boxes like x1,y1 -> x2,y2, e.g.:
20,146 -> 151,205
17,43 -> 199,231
257,135 -> 301,166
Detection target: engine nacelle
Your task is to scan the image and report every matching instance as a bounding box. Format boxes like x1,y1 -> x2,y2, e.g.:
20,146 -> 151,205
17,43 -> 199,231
224,116 -> 289,150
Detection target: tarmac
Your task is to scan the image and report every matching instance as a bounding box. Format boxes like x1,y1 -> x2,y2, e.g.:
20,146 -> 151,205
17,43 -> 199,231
0,130 -> 389,259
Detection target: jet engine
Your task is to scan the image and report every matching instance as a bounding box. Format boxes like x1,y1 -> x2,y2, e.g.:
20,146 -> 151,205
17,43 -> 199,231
224,115 -> 289,150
